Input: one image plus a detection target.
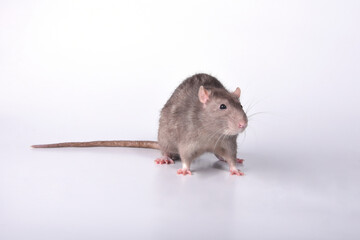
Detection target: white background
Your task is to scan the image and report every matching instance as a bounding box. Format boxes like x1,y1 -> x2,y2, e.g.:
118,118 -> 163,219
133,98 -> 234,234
1,0 -> 360,239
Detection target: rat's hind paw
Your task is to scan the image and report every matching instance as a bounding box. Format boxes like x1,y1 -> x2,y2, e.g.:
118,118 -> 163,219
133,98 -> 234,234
230,169 -> 244,176
154,157 -> 174,165
177,168 -> 192,175
215,155 -> 245,164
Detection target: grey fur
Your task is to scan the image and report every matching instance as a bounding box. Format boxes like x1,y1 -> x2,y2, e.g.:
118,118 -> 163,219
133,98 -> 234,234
158,73 -> 247,174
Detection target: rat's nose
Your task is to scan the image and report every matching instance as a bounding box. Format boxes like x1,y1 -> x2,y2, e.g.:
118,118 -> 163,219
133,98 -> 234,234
238,121 -> 247,129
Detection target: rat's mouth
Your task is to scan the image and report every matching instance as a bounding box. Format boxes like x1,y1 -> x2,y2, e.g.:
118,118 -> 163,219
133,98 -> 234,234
225,128 -> 245,136
226,122 -> 247,135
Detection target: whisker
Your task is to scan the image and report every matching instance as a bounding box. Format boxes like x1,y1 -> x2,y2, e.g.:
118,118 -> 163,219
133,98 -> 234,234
207,127 -> 226,147
213,131 -> 227,152
219,131 -> 227,146
245,99 -> 261,115
238,129 -> 247,148
215,129 -> 233,153
247,111 -> 270,119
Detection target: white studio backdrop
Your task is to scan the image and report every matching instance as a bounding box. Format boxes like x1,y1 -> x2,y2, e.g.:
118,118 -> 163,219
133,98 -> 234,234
1,0 -> 360,240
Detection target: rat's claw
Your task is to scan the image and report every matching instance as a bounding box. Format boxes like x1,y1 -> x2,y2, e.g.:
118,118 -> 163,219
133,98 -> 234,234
163,158 -> 174,164
230,169 -> 244,176
154,158 -> 165,164
236,158 -> 244,164
154,157 -> 174,165
177,168 -> 192,175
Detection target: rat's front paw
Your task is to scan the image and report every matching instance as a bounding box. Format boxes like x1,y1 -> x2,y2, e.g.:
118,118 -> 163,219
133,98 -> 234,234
230,169 -> 244,176
177,168 -> 192,175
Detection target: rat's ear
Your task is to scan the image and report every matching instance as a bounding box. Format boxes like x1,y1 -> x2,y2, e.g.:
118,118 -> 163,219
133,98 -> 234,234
198,86 -> 211,104
233,87 -> 241,98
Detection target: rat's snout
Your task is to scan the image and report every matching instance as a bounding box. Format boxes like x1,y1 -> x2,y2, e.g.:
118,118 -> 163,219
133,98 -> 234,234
237,113 -> 248,130
238,120 -> 247,129
227,110 -> 248,135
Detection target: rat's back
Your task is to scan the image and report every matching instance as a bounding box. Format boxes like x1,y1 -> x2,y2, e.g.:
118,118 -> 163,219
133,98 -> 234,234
163,73 -> 224,108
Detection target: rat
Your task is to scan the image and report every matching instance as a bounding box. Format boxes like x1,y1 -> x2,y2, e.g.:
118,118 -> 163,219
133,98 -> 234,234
32,73 -> 248,176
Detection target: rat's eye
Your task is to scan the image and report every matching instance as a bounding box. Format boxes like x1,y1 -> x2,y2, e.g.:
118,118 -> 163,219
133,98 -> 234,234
220,104 -> 227,110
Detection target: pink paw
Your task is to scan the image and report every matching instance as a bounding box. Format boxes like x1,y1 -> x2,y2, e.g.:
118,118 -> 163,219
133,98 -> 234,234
154,157 -> 174,165
230,169 -> 244,176
177,168 -> 192,175
218,157 -> 244,164
236,158 -> 244,164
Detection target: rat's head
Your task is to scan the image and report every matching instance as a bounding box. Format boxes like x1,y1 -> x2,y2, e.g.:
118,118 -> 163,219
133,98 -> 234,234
198,85 -> 247,135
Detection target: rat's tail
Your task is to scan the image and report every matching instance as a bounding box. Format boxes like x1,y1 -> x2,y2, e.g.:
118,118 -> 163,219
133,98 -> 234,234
31,140 -> 160,150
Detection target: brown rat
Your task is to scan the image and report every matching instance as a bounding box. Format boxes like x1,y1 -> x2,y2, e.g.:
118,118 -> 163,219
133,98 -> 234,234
32,73 -> 248,176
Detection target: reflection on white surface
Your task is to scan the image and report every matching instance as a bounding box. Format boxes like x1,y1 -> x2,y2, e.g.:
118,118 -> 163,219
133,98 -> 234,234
1,137 -> 359,239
